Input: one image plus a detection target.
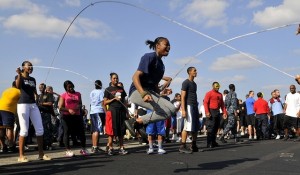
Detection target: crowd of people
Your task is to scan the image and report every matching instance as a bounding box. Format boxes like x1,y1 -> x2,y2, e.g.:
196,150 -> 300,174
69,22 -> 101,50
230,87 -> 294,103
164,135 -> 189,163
0,37 -> 300,163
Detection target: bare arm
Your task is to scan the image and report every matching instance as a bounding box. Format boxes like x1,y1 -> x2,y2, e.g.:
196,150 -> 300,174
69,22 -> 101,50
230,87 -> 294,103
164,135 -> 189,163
181,90 -> 187,118
132,70 -> 152,102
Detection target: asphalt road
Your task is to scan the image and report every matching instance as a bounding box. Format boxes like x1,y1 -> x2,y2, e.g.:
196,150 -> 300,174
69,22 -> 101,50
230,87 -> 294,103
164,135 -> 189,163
0,135 -> 299,175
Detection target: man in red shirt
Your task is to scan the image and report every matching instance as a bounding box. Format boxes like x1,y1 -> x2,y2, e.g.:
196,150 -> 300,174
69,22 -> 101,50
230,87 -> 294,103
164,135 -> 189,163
204,82 -> 227,148
253,92 -> 270,140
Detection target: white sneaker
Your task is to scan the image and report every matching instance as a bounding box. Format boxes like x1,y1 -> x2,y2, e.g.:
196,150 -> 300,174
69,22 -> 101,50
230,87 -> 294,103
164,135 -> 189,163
275,135 -> 281,140
254,135 -> 257,140
147,148 -> 154,154
241,131 -> 245,136
186,137 -> 192,143
158,148 -> 166,154
176,137 -> 182,143
66,150 -> 75,157
171,134 -> 178,141
249,136 -> 253,140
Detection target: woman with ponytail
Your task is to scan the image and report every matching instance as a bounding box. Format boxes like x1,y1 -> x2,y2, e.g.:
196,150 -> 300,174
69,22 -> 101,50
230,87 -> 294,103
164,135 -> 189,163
129,37 -> 176,125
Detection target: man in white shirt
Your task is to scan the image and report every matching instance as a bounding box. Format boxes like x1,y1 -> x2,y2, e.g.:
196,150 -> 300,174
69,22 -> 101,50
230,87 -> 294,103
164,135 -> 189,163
283,85 -> 300,141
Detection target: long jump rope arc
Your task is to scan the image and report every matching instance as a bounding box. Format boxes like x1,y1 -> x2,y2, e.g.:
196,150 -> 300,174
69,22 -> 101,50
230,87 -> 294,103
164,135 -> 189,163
42,0 -> 300,122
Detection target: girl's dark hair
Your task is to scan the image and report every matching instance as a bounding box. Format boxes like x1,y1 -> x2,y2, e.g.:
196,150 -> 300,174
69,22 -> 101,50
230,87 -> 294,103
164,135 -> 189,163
63,80 -> 74,91
21,61 -> 32,72
145,37 -> 167,50
110,72 -> 118,78
95,80 -> 102,89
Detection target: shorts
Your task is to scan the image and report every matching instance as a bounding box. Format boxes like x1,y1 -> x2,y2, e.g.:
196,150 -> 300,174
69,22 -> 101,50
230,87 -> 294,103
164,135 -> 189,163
90,113 -> 105,132
170,115 -> 177,129
246,113 -> 255,126
146,120 -> 165,136
283,115 -> 300,129
0,110 -> 15,128
183,105 -> 200,132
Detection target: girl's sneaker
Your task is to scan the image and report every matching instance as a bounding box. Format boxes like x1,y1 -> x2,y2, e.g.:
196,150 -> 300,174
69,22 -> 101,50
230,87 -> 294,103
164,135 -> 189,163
157,148 -> 166,154
119,148 -> 128,155
66,150 -> 75,157
80,149 -> 89,156
146,148 -> 154,154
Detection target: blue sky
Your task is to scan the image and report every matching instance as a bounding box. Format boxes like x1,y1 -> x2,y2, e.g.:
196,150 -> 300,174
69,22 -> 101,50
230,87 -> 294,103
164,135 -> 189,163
1,0 -> 300,107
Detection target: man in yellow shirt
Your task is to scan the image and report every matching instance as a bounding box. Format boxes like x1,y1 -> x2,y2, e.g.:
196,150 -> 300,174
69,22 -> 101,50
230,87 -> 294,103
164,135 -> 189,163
0,81 -> 21,153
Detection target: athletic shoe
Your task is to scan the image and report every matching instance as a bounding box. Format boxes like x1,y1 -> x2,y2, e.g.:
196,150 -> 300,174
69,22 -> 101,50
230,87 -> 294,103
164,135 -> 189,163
283,135 -> 289,141
37,154 -> 52,161
219,136 -> 227,143
119,148 -> 128,155
276,135 -> 281,140
179,145 -> 192,154
80,149 -> 89,156
176,137 -> 182,143
191,145 -> 199,152
147,148 -> 154,154
186,137 -> 192,143
241,131 -> 245,136
157,148 -> 166,154
254,135 -> 257,140
66,150 -> 75,157
107,149 -> 114,156
91,147 -> 103,153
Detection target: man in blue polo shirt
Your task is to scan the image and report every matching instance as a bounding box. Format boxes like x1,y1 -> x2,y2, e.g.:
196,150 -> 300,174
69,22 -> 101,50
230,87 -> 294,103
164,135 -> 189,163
245,90 -> 256,140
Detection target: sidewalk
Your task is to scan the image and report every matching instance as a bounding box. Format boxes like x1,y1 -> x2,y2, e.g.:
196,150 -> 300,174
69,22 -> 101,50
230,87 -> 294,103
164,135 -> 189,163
0,136 -> 145,166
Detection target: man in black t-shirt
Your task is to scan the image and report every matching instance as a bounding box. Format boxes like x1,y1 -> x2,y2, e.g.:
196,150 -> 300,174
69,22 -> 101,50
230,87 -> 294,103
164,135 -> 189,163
179,67 -> 200,154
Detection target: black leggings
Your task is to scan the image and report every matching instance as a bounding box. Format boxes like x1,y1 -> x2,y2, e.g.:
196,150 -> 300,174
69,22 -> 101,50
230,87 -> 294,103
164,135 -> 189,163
62,115 -> 86,149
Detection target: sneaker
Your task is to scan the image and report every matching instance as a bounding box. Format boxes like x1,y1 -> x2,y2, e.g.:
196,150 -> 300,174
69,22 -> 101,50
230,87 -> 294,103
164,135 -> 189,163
176,137 -> 182,143
191,145 -> 199,152
186,137 -> 192,143
119,148 -> 128,155
249,136 -> 253,140
107,149 -> 114,156
66,150 -> 75,157
241,131 -> 245,136
0,145 -> 8,153
158,148 -> 166,154
91,147 -> 102,153
146,148 -> 154,154
80,149 -> 89,156
179,145 -> 192,154
37,154 -> 52,161
275,135 -> 281,140
254,135 -> 257,140
17,156 -> 29,163
219,136 -> 227,143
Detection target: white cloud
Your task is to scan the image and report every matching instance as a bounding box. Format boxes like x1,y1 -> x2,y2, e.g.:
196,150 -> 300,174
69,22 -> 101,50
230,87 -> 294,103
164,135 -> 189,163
209,53 -> 261,71
1,0 -> 113,39
231,17 -> 247,26
180,0 -> 229,28
252,0 -> 300,28
2,12 -> 113,38
247,0 -> 264,9
168,0 -> 185,11
64,0 -> 81,7
174,57 -> 202,66
0,0 -> 45,13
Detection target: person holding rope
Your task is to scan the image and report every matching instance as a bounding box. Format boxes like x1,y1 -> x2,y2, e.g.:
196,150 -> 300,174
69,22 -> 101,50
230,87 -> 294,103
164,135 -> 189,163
15,61 -> 52,162
128,37 -> 177,126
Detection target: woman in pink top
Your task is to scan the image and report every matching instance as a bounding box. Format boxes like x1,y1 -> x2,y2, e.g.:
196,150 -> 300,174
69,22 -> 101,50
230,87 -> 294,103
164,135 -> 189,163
58,80 -> 88,157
